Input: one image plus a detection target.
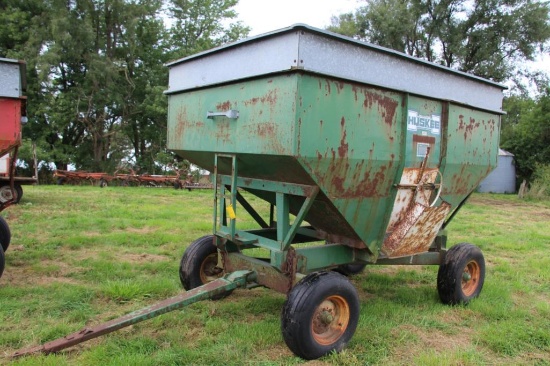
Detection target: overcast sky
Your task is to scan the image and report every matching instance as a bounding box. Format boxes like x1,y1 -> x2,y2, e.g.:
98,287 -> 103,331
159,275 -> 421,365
234,0 -> 359,36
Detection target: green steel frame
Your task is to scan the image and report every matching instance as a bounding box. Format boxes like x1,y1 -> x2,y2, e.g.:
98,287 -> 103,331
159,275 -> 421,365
212,153 -> 448,292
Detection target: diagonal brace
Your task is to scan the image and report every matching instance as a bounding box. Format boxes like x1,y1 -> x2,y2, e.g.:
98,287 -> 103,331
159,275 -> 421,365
282,187 -> 319,250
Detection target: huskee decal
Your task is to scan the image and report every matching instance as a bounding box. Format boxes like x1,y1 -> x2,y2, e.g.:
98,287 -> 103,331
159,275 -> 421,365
407,110 -> 441,135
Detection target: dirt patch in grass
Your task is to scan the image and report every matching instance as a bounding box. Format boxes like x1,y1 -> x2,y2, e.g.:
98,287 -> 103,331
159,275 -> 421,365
483,351 -> 550,366
118,253 -> 171,263
390,324 -> 475,362
487,254 -> 521,265
82,231 -> 103,237
254,343 -> 295,361
470,196 -> 550,221
7,245 -> 25,252
69,247 -> 166,264
125,226 -> 158,234
510,291 -> 550,318
81,226 -> 157,237
2,260 -> 85,287
71,248 -> 102,261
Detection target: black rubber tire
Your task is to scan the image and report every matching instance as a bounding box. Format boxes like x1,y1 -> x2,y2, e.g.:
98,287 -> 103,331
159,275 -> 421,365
57,177 -> 65,185
0,216 -> 11,252
0,245 -> 4,279
179,235 -> 228,299
437,243 -> 485,305
99,179 -> 108,188
14,184 -> 23,203
335,263 -> 367,276
281,271 -> 360,360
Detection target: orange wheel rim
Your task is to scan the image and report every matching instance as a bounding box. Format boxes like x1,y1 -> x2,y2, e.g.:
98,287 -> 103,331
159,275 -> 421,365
461,260 -> 481,296
200,253 -> 223,284
311,295 -> 350,345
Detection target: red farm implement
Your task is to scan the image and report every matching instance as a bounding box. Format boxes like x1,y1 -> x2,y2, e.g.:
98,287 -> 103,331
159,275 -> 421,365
54,169 -> 113,187
0,58 -> 27,278
53,169 -> 208,189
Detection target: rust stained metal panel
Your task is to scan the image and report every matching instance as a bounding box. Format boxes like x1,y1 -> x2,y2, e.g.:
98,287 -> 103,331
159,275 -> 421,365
386,168 -> 440,233
382,202 -> 451,258
386,169 -> 419,232
296,76 -> 403,251
167,75 -> 296,157
441,106 -> 501,210
223,252 -> 292,294
382,164 -> 447,258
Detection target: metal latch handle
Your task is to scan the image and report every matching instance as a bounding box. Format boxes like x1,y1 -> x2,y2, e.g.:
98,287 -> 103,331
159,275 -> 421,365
207,109 -> 239,119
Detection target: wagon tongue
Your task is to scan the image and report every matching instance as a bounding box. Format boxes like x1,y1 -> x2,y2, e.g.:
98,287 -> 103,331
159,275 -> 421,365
12,270 -> 256,358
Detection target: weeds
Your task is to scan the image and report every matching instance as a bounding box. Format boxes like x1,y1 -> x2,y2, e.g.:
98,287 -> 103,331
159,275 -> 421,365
520,164 -> 550,200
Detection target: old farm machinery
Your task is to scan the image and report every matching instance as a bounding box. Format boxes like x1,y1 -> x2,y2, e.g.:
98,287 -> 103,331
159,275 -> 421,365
14,25 -> 505,360
0,58 -> 27,279
53,169 -> 207,189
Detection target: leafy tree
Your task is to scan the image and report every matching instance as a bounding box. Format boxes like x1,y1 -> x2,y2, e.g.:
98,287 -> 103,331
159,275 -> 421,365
501,88 -> 550,182
167,0 -> 250,59
0,0 -> 46,58
501,95 -> 536,139
328,0 -> 550,83
1,0 -> 249,175
15,139 -> 58,184
30,0 -> 127,171
100,0 -> 170,173
127,0 -> 250,174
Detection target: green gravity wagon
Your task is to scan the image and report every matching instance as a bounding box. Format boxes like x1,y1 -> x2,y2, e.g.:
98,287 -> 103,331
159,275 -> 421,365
14,25 -> 505,360
166,24 -> 504,359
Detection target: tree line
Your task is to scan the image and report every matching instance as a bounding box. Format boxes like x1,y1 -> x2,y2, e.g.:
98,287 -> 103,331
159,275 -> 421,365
1,0 -> 249,180
2,0 -> 549,187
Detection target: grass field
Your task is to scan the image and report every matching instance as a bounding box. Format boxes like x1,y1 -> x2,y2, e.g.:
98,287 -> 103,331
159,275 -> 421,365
1,186 -> 549,365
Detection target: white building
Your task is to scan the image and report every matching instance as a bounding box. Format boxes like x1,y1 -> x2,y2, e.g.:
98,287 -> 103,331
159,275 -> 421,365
478,149 -> 516,193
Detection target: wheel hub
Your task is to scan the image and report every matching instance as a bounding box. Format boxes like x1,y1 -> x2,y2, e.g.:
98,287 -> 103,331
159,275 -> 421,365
461,260 -> 481,296
200,253 -> 223,283
319,310 -> 334,325
311,296 -> 350,345
0,186 -> 14,203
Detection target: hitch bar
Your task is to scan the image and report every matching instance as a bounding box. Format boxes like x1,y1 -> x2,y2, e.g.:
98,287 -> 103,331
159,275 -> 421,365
13,270 -> 256,358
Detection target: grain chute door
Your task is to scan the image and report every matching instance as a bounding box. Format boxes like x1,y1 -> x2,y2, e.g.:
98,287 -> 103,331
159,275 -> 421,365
380,98 -> 450,258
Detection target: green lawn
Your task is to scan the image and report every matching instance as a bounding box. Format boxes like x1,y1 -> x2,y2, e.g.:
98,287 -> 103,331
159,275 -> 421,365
1,186 -> 549,365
